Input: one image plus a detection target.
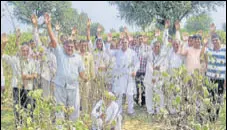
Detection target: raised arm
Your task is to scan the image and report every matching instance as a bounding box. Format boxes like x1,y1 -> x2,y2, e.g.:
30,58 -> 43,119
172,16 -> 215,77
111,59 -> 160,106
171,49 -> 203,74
175,20 -> 181,41
96,24 -> 102,39
15,28 -> 21,47
1,33 -> 8,58
162,20 -> 170,45
31,14 -> 42,47
44,13 -> 57,48
87,18 -> 91,41
124,26 -> 130,41
70,26 -> 77,40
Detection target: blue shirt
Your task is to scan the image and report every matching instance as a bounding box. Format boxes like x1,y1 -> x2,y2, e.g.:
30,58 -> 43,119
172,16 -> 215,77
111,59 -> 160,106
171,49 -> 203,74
205,47 -> 226,80
53,45 -> 85,89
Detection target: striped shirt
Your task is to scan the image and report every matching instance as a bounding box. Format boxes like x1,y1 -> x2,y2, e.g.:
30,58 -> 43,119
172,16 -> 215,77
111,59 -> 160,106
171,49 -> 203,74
132,44 -> 150,73
205,47 -> 226,80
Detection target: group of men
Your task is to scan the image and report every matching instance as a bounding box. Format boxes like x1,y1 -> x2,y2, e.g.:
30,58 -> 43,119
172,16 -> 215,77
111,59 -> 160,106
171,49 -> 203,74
1,13 -> 226,130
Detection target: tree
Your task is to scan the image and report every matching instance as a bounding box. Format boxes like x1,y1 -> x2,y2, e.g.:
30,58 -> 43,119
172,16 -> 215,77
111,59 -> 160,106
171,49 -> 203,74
110,28 -> 116,33
109,1 -> 225,34
185,13 -> 213,33
90,22 -> 105,36
223,23 -> 226,32
7,1 -> 89,35
119,26 -> 124,32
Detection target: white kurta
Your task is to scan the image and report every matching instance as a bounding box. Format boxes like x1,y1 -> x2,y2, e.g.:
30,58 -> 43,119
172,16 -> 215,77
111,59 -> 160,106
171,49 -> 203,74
2,55 -> 37,90
144,51 -> 168,114
111,49 -> 139,95
91,100 -> 122,130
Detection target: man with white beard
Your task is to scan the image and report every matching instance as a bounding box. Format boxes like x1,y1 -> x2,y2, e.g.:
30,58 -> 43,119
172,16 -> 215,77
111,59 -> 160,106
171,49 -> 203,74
111,38 -> 139,115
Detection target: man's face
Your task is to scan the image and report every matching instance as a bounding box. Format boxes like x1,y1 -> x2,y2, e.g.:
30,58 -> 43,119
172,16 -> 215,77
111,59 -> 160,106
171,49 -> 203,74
188,38 -> 193,47
121,39 -> 129,51
173,40 -> 180,52
153,42 -> 160,55
96,39 -> 103,50
80,42 -> 87,53
110,41 -> 116,50
64,43 -> 74,56
21,45 -> 29,58
138,36 -> 143,44
133,38 -> 138,46
74,42 -> 80,51
212,38 -> 220,49
194,38 -> 201,48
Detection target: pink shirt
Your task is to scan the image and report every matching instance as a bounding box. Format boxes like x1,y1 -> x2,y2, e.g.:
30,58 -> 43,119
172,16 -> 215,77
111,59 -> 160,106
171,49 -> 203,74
180,47 -> 201,74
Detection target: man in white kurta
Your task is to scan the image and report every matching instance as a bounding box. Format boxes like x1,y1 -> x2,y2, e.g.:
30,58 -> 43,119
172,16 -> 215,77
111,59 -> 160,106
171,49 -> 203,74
92,38 -> 111,101
32,18 -> 57,98
111,38 -> 139,115
91,92 -> 122,130
2,42 -> 37,126
144,40 -> 168,114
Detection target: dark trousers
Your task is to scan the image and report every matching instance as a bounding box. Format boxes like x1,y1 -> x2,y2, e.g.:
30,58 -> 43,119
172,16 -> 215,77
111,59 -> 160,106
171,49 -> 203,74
207,79 -> 225,121
134,72 -> 146,106
13,88 -> 36,126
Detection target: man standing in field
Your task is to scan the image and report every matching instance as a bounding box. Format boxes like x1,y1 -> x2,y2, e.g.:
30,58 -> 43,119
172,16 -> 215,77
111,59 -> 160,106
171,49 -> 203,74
44,13 -> 88,125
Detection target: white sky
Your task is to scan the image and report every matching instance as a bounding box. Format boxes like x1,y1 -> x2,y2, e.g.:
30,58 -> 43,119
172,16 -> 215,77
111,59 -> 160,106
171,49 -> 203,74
1,1 -> 226,34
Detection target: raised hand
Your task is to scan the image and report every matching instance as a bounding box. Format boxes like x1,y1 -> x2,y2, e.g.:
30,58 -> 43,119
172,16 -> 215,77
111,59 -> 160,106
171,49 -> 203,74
165,19 -> 170,28
1,33 -> 8,43
97,25 -> 102,32
71,26 -> 77,35
182,32 -> 189,41
55,21 -> 60,31
175,20 -> 180,30
31,14 -> 38,27
16,28 -> 21,38
44,13 -> 51,25
107,33 -> 112,41
120,32 -> 124,39
87,18 -> 91,27
155,29 -> 160,37
210,23 -> 216,33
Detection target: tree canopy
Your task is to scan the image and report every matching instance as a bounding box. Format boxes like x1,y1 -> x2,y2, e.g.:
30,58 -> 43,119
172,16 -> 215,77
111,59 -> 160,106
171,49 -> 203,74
7,1 -> 104,36
185,13 -> 213,33
110,1 -> 225,34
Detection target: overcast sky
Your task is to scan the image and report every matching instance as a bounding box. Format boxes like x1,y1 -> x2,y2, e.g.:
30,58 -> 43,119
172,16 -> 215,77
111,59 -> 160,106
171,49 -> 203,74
1,1 -> 226,34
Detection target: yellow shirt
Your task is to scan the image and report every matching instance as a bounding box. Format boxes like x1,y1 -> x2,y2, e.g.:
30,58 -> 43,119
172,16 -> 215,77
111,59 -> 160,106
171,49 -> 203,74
80,52 -> 95,80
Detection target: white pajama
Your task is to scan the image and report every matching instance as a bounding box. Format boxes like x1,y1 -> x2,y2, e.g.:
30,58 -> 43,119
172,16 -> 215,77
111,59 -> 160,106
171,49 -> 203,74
91,100 -> 122,130
111,49 -> 139,114
54,84 -> 80,121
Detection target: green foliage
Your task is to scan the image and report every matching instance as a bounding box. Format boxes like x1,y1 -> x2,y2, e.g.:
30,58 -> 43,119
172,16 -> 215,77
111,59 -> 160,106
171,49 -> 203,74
185,13 -> 213,33
7,1 -> 93,35
90,22 -> 105,36
109,28 -> 116,33
110,1 -> 225,34
119,26 -> 124,32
